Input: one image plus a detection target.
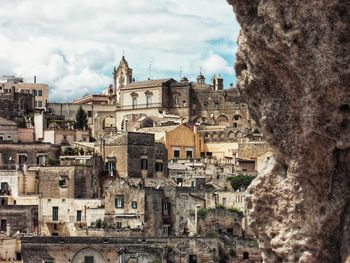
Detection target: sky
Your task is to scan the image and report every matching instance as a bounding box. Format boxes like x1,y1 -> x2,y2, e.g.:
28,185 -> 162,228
0,0 -> 240,102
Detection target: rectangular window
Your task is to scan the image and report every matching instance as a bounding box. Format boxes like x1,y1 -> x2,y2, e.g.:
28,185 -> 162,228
1,219 -> 6,231
176,178 -> 183,186
76,210 -> 82,222
191,181 -> 195,188
87,111 -> 92,118
116,222 -> 122,229
131,201 -> 137,209
189,255 -> 197,263
214,102 -> 219,110
141,158 -> 148,170
155,161 -> 163,172
146,95 -> 152,108
37,101 -> 43,107
132,97 -> 137,109
59,179 -> 67,188
84,256 -> 94,263
33,90 -> 37,96
163,202 -> 170,216
37,155 -> 47,166
162,225 -> 170,236
38,90 -> 43,96
115,195 -> 124,208
173,150 -> 180,159
52,207 -> 59,221
186,150 -> 193,159
223,197 -> 227,206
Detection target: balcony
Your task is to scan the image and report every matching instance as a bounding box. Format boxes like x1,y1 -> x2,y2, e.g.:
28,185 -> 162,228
119,103 -> 162,110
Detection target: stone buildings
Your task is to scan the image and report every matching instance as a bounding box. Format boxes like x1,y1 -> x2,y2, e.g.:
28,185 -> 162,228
96,132 -> 168,179
0,75 -> 48,109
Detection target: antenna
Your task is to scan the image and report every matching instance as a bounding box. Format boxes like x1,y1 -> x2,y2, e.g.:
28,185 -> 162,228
122,50 -> 125,57
179,66 -> 183,79
148,60 -> 154,80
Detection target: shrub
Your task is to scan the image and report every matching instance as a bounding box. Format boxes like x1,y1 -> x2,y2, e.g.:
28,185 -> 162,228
227,207 -> 244,217
229,174 -> 255,191
197,208 -> 209,218
47,158 -> 59,166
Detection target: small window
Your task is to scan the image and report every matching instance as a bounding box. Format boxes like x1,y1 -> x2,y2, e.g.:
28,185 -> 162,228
38,90 -> 43,96
131,201 -> 137,209
162,225 -> 170,236
214,102 -> 219,110
186,150 -> 193,159
173,150 -> 180,159
116,222 -> 122,229
52,207 -> 59,221
203,103 -> 208,110
87,111 -> 92,118
163,202 -> 170,216
141,158 -> 148,170
155,161 -> 163,172
146,95 -> 152,108
44,259 -> 54,263
115,195 -> 124,208
1,219 -> 6,231
191,181 -> 195,188
37,101 -> 43,107
84,256 -> 94,263
189,255 -> 197,263
243,252 -> 249,259
76,210 -> 82,222
132,97 -> 137,109
59,179 -> 67,188
223,197 -> 227,206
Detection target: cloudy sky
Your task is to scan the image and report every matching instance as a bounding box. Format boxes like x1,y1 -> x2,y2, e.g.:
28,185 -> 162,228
0,0 -> 240,102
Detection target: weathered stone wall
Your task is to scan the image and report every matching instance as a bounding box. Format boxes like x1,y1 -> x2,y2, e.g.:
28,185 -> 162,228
0,205 -> 38,235
227,0 -> 350,262
0,143 -> 60,169
20,236 -> 219,263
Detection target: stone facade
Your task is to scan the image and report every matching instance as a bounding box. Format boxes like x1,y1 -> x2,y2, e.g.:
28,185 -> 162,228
36,166 -> 100,199
0,76 -> 48,109
0,89 -> 34,121
0,205 -> 38,235
97,132 -> 168,178
21,236 -> 219,263
0,143 -> 60,170
0,117 -> 18,143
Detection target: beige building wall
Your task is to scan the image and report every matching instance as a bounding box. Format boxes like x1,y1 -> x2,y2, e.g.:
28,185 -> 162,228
203,141 -> 239,160
120,86 -> 162,109
2,82 -> 49,109
0,239 -> 21,262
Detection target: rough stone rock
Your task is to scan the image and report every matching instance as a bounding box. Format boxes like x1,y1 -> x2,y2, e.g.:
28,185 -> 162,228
227,1 -> 350,262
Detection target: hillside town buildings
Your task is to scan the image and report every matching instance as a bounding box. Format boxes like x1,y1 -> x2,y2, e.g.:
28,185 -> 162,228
0,57 -> 269,262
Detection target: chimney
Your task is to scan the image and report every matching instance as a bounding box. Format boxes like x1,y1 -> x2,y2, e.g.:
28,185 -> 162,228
34,75 -> 37,83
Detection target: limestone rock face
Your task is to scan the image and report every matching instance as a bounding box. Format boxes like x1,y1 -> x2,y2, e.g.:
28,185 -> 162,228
227,1 -> 350,262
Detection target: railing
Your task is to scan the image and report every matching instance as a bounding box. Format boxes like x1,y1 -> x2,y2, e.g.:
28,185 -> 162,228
119,103 -> 163,110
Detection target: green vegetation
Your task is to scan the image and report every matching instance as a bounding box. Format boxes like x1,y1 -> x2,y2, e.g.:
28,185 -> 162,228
74,106 -> 88,130
47,158 -> 59,166
197,208 -> 209,217
227,207 -> 244,217
63,147 -> 80,155
206,231 -> 219,238
229,174 -> 255,191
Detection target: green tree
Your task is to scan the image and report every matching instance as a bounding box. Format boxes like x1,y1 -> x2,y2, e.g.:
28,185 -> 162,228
230,174 -> 255,191
74,106 -> 88,130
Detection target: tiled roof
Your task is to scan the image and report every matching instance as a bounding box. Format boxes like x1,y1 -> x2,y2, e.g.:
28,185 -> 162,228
125,78 -> 175,88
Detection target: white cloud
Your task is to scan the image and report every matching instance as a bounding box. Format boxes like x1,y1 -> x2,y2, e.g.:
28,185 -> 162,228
0,0 -> 240,102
